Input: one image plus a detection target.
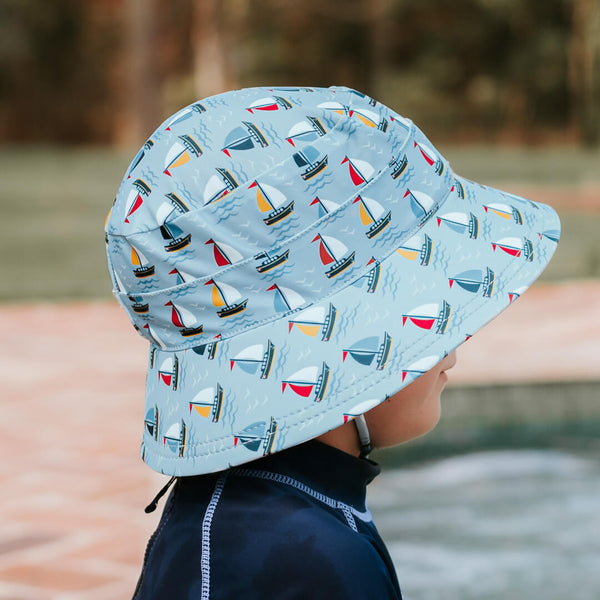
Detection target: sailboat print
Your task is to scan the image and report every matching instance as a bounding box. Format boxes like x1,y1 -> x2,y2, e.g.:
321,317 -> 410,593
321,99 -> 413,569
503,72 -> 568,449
249,181 -> 294,225
165,301 -> 203,336
396,233 -> 433,266
205,279 -> 248,318
343,399 -> 380,423
364,257 -> 381,293
452,180 -> 466,199
192,334 -> 221,360
352,108 -> 388,131
124,179 -> 151,223
157,355 -> 179,389
130,244 -> 155,278
402,355 -> 441,382
292,146 -> 328,180
286,116 -> 326,146
317,101 -> 353,117
234,417 -> 278,455
353,195 -> 391,238
205,239 -> 243,267
492,237 -> 533,260
230,341 -> 275,379
341,156 -> 375,186
144,405 -> 160,440
246,96 -> 292,112
449,268 -> 495,298
288,303 -> 337,342
163,134 -> 202,176
165,102 -> 206,130
402,301 -> 452,335
203,168 -> 239,205
389,154 -> 408,179
342,333 -> 392,370
404,189 -> 436,223
484,203 -> 523,225
163,419 -> 187,457
414,141 -> 444,175
267,284 -> 306,313
310,196 -> 340,217
156,193 -> 192,252
312,234 -> 355,278
282,362 -> 330,402
127,139 -> 154,178
437,211 -> 479,239
143,323 -> 167,351
254,249 -> 290,273
128,294 -> 149,314
169,268 -> 192,285
539,229 -> 560,243
189,384 -> 224,423
222,121 -> 268,156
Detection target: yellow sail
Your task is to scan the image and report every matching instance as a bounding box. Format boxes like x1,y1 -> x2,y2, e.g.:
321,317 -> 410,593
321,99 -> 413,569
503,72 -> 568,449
171,152 -> 190,169
131,246 -> 141,266
489,208 -> 511,220
359,201 -> 373,226
256,186 -> 272,213
211,285 -> 226,307
193,405 -> 212,418
355,113 -> 376,128
295,323 -> 320,337
396,247 -> 418,261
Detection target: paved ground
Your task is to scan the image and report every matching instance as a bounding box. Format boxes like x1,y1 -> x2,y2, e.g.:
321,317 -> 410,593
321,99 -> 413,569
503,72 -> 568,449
1,280 -> 599,599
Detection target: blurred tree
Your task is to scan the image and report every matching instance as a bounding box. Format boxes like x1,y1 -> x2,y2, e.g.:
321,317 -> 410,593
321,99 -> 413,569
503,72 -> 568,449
570,0 -> 600,146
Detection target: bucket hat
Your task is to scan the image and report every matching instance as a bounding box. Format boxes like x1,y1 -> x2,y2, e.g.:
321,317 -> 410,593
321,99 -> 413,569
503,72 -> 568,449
105,86 -> 560,476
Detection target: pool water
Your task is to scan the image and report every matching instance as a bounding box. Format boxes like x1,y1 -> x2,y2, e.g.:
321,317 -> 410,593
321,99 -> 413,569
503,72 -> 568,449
369,449 -> 600,600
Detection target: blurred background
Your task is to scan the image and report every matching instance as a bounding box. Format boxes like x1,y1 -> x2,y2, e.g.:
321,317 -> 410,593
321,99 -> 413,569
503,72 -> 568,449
1,1 -> 599,599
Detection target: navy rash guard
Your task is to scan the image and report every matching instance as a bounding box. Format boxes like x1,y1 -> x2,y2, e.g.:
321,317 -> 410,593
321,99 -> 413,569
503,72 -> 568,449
133,440 -> 402,599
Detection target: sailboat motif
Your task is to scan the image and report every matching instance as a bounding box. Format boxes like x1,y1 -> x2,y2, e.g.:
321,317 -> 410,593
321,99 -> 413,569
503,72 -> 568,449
192,335 -> 220,360
124,179 -> 151,223
163,134 -> 202,176
402,355 -> 441,382
249,181 -> 294,225
312,234 -> 355,278
267,284 -> 306,313
508,285 -> 527,303
353,195 -> 391,238
203,168 -> 239,205
156,193 -> 191,251
492,237 -> 533,260
317,101 -> 353,116
163,419 -> 187,457
396,233 -> 433,266
452,180 -> 466,199
144,405 -> 160,440
222,121 -> 268,156
205,279 -> 248,318
389,154 -> 408,179
143,323 -> 167,350
539,229 -> 560,243
128,294 -> 149,314
288,303 -> 337,341
352,108 -> 388,131
130,244 -> 155,278
205,238 -> 243,266
437,211 -> 479,239
402,301 -> 452,335
342,333 -> 392,370
165,301 -> 203,336
414,141 -> 444,175
230,341 -> 275,379
157,355 -> 179,389
286,116 -> 326,146
404,189 -> 436,222
449,267 -> 495,298
165,103 -> 206,130
310,196 -> 340,217
341,156 -> 375,186
364,257 -> 381,293
282,362 -> 330,402
189,384 -> 224,423
343,399 -> 380,423
234,417 -> 278,455
169,268 -> 192,285
254,249 -> 290,273
127,139 -> 154,177
292,146 -> 328,180
484,203 -> 523,225
246,96 -> 292,113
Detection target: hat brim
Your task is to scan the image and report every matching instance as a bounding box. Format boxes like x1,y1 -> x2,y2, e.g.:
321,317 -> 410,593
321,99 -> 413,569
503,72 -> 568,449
141,175 -> 559,476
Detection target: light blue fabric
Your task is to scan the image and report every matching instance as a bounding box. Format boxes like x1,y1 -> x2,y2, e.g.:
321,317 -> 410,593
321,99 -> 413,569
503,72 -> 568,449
105,86 -> 560,475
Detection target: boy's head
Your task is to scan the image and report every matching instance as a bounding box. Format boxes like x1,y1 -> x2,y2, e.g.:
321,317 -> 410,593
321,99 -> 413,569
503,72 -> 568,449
105,86 -> 560,475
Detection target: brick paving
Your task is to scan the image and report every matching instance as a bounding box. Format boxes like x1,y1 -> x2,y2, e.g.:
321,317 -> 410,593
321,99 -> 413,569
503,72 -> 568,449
1,281 -> 599,599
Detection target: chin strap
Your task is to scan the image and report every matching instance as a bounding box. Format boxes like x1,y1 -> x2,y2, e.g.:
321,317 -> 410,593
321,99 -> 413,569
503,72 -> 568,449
354,414 -> 373,458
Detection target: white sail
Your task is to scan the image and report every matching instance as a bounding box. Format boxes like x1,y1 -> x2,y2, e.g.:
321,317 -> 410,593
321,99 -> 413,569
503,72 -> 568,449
164,422 -> 180,439
405,355 -> 441,372
260,183 -> 287,210
407,303 -> 439,318
322,235 -> 349,260
411,190 -> 435,213
234,344 -> 264,361
288,120 -> 312,137
164,141 -> 183,168
204,174 -> 225,204
155,202 -> 173,225
350,158 -> 375,181
294,305 -> 325,324
362,196 -> 385,220
440,212 -> 469,226
174,302 -> 197,327
215,240 -> 243,263
286,365 -> 319,383
278,286 -> 305,310
218,281 -> 242,305
191,387 -> 216,406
